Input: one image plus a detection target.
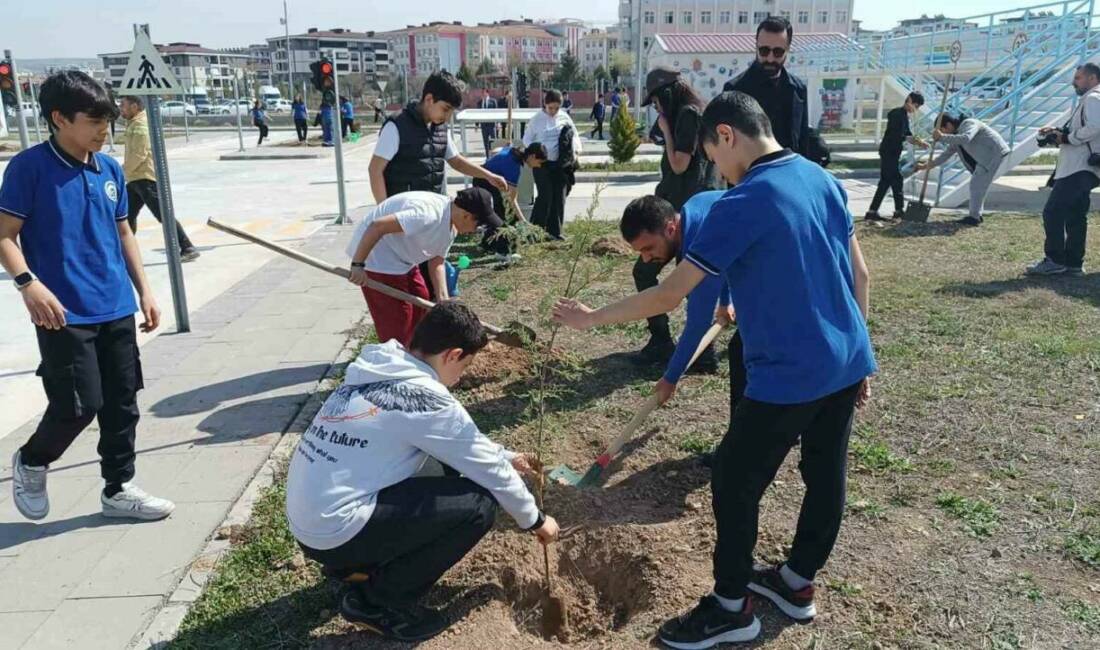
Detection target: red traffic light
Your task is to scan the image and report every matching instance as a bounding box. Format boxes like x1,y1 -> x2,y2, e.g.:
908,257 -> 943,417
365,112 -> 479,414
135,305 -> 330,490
0,64 -> 10,76
320,62 -> 333,75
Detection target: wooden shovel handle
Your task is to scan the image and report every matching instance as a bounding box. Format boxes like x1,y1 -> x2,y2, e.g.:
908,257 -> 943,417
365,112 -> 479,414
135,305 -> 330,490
919,72 -> 954,203
603,322 -> 725,459
206,218 -> 505,335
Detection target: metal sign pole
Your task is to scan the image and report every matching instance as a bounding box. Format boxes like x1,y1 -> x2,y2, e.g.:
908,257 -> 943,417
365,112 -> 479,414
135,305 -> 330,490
234,75 -> 245,152
182,83 -> 190,142
4,50 -> 30,150
27,77 -> 42,143
331,62 -> 348,224
147,95 -> 190,332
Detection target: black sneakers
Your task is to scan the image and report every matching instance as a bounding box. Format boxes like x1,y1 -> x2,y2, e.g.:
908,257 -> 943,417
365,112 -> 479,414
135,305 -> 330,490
748,565 -> 817,622
658,595 -> 761,649
956,216 -> 983,227
864,211 -> 891,222
340,585 -> 448,641
633,336 -> 676,367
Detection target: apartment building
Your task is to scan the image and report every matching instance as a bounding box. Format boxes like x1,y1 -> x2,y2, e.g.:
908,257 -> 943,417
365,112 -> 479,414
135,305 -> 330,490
578,28 -> 621,72
383,20 -> 566,77
99,42 -> 256,96
265,28 -> 390,85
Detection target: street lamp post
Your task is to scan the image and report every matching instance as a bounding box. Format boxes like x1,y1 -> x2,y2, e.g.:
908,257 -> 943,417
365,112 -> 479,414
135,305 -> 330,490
281,1 -> 293,98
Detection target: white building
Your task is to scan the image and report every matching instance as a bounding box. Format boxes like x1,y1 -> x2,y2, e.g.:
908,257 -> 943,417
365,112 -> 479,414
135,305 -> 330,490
538,18 -> 590,55
266,28 -> 390,86
99,42 -> 256,98
383,20 -> 566,78
619,0 -> 855,56
578,28 -> 621,73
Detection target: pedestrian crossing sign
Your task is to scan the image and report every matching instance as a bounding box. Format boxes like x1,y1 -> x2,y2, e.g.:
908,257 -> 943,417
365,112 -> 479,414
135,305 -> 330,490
119,31 -> 180,95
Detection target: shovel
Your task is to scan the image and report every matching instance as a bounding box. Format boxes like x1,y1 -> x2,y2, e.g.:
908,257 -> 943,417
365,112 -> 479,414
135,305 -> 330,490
549,322 -> 724,488
905,67 -> 958,222
206,219 -> 536,349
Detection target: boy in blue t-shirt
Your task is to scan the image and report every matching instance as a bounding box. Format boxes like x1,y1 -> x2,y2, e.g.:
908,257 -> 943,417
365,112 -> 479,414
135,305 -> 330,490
475,143 -> 547,261
553,91 -> 875,648
0,71 -> 175,522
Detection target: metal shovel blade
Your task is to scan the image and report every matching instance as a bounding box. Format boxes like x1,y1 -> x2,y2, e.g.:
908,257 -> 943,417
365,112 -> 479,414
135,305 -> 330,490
903,202 -> 931,222
492,321 -> 537,349
548,464 -> 583,486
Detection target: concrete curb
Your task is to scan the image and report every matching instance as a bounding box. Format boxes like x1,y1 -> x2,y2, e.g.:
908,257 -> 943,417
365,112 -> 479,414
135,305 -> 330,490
218,152 -> 322,161
132,318 -> 364,649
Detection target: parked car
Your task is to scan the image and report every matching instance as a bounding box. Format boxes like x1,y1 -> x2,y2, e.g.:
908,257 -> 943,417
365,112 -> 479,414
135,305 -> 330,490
267,99 -> 293,113
4,101 -> 37,120
216,99 -> 253,115
161,101 -> 197,117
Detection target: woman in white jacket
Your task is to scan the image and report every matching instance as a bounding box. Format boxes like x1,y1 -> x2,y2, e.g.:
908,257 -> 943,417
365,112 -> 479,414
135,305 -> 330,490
523,88 -> 582,240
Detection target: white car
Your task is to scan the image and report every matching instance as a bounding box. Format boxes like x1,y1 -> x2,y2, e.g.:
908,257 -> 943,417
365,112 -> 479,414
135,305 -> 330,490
161,101 -> 197,117
216,99 -> 253,115
267,99 -> 293,113
4,101 -> 37,120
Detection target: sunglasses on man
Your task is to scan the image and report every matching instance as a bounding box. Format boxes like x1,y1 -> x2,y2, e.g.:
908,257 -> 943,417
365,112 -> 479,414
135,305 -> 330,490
758,46 -> 787,58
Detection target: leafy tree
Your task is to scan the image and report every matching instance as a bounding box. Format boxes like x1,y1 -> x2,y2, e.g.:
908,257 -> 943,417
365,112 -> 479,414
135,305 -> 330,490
607,98 -> 640,163
456,63 -> 475,85
554,49 -> 582,89
476,58 -> 495,77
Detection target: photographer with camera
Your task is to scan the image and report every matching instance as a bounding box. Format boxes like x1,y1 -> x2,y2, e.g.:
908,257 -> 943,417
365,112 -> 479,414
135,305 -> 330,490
1027,63 -> 1100,276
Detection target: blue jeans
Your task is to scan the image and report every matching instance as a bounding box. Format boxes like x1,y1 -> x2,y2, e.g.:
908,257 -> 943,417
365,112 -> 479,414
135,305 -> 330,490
1043,170 -> 1099,267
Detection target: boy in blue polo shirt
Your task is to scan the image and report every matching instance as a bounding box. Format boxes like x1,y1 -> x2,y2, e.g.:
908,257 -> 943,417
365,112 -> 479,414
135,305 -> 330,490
553,91 -> 874,648
0,71 -> 174,522
476,142 -> 547,261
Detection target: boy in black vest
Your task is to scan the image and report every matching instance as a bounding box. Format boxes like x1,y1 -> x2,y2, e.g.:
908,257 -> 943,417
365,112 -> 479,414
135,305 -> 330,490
367,71 -> 506,296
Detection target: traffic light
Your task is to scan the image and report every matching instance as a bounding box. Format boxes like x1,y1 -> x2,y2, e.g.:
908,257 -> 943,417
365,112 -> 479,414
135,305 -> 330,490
310,58 -> 334,93
0,60 -> 15,109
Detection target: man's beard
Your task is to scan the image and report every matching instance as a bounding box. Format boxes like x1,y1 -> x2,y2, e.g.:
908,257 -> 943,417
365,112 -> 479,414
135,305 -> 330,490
760,62 -> 782,77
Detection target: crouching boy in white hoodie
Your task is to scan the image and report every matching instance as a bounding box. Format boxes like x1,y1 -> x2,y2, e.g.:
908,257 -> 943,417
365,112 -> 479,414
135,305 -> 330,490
285,302 -> 559,642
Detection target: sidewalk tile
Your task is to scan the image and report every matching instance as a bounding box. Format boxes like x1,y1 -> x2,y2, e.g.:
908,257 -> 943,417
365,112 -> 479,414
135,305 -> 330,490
0,475 -> 104,556
0,610 -> 50,649
0,529 -> 124,611
20,596 -> 161,650
158,446 -> 272,503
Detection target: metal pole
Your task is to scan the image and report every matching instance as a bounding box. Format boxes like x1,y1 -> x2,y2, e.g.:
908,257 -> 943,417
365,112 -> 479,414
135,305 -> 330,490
634,0 -> 644,122
28,77 -> 42,143
182,82 -> 191,142
5,50 -> 30,150
234,75 -> 245,152
875,75 -> 886,141
331,61 -> 349,224
284,0 -> 293,96
147,96 -> 191,332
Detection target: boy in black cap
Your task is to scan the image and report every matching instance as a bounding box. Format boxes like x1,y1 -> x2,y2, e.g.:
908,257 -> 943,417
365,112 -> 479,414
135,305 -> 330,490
345,187 -> 500,346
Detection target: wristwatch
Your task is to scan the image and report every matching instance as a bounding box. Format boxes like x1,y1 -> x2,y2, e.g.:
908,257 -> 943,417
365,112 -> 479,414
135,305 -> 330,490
14,272 -> 35,291
525,511 -> 546,532
350,261 -> 366,269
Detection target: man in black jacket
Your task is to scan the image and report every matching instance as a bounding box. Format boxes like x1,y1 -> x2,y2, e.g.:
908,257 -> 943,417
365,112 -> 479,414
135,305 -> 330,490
724,17 -> 809,157
866,92 -> 927,222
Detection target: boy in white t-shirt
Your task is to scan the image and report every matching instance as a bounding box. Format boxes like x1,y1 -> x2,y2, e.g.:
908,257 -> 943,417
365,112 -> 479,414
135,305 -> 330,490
346,187 -> 500,346
286,302 -> 559,642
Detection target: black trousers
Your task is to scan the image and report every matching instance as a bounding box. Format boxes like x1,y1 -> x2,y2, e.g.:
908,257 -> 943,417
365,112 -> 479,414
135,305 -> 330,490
294,118 -> 308,142
473,178 -> 512,256
126,179 -> 194,252
711,378 -> 862,599
591,117 -> 604,140
300,475 -> 496,607
255,122 -> 269,144
374,108 -> 383,123
21,315 -> 143,489
869,152 -> 904,213
633,257 -> 672,341
532,162 -> 567,239
1043,170 -> 1099,268
341,118 -> 353,138
481,126 -> 495,157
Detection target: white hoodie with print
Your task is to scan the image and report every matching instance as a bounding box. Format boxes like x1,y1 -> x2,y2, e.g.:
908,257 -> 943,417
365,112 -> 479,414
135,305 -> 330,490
285,340 -> 540,551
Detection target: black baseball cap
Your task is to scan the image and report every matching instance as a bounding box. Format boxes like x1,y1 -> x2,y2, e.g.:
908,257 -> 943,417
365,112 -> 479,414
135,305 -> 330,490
454,187 -> 502,229
642,66 -> 681,107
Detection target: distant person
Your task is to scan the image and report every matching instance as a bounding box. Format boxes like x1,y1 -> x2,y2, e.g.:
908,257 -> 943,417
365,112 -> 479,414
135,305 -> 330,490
724,16 -> 810,157
341,96 -> 355,139
292,94 -> 308,143
865,92 -> 927,222
373,96 -> 385,123
610,87 -> 622,121
1027,63 -> 1100,276
523,88 -> 582,240
477,88 -> 498,157
119,95 -> 199,262
251,100 -> 268,146
320,99 -> 335,147
916,113 -> 1009,226
285,302 -> 558,642
0,70 -> 175,523
477,142 -> 548,262
562,91 -> 574,115
590,93 -> 606,140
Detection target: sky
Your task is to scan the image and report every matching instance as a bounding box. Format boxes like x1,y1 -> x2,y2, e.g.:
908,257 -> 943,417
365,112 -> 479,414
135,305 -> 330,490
7,0 -> 1046,59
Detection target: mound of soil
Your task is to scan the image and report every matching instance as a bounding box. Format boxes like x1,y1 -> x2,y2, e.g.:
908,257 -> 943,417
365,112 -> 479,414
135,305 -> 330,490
589,235 -> 634,258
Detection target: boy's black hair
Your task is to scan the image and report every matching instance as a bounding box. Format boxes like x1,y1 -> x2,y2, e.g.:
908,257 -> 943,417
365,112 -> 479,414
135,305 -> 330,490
409,302 -> 489,359
421,71 -> 463,107
620,195 -> 677,242
514,141 -> 548,163
700,91 -> 773,144
757,16 -> 793,44
1079,62 -> 1100,79
938,113 -> 963,129
543,88 -> 563,105
120,95 -> 144,109
907,91 -> 925,107
38,70 -> 119,131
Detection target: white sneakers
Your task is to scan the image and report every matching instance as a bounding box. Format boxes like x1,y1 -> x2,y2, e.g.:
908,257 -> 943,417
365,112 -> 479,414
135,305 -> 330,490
11,450 -> 49,520
101,483 -> 176,520
10,450 -> 174,522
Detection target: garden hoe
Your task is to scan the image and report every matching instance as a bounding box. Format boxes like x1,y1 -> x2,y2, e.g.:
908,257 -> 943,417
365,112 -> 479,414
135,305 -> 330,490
549,322 -> 724,488
206,219 -> 536,348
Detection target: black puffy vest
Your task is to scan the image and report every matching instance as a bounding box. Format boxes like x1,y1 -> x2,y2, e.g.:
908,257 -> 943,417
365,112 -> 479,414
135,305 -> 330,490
382,102 -> 448,196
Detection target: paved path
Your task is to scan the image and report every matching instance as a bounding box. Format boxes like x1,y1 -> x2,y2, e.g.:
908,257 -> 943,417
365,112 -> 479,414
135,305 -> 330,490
0,224 -> 364,650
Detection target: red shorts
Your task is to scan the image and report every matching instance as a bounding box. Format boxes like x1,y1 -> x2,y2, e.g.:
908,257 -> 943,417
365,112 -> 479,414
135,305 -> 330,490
361,267 -> 431,347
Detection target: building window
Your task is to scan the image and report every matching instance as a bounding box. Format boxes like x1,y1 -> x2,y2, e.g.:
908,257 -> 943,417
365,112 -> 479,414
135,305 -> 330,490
720,11 -> 732,24
837,11 -> 848,24
682,11 -> 693,25
738,11 -> 748,25
819,11 -> 829,24
798,11 -> 809,24
643,36 -> 652,49
664,10 -> 674,24
780,11 -> 791,21
754,11 -> 768,24
644,10 -> 655,24
701,11 -> 712,25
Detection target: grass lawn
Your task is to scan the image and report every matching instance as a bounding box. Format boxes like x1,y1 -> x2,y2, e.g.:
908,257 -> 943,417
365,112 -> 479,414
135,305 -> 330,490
171,211 -> 1100,649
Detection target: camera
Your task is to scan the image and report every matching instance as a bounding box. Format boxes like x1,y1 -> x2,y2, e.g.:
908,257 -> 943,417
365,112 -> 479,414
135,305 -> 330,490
1037,126 -> 1069,148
